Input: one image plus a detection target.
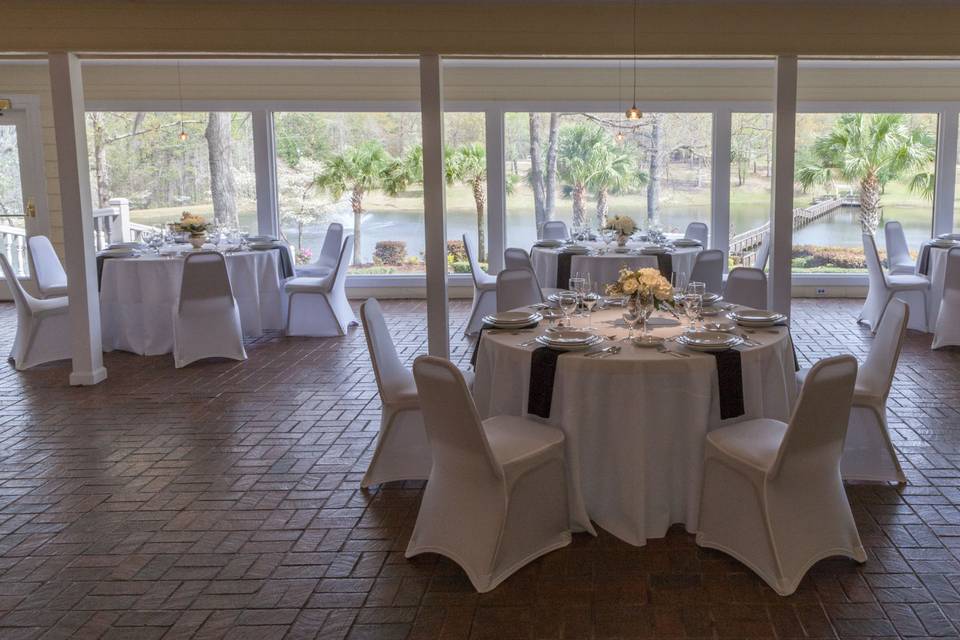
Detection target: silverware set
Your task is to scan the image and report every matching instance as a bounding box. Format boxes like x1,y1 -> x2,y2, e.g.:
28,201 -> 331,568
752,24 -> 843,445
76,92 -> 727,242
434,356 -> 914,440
584,346 -> 621,359
656,344 -> 690,358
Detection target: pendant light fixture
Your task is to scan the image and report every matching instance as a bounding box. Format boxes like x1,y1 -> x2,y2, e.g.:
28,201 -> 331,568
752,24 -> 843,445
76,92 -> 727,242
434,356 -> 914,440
615,59 -> 626,143
177,61 -> 188,141
625,0 -> 643,121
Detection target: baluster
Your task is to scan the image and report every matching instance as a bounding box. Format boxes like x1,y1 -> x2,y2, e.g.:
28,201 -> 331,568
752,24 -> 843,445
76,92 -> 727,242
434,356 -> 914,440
15,235 -> 25,277
4,233 -> 12,270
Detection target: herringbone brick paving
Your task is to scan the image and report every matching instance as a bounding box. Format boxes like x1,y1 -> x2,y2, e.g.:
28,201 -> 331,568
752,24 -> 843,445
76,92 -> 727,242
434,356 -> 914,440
0,298 -> 957,639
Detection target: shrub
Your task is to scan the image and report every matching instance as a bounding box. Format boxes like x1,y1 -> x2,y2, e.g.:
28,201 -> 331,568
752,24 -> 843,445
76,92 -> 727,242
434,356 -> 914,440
449,260 -> 472,274
295,248 -> 313,265
447,239 -> 468,262
373,240 -> 407,266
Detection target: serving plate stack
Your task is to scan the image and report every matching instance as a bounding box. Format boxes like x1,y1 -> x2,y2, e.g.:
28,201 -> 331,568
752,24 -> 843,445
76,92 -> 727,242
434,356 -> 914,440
672,238 -> 703,247
640,245 -> 668,255
676,330 -> 742,352
98,247 -> 139,258
535,329 -> 602,351
731,309 -> 787,327
931,238 -> 958,249
560,244 -> 589,255
482,311 -> 542,330
937,233 -> 960,242
547,290 -> 575,303
534,239 -> 563,248
108,241 -> 143,250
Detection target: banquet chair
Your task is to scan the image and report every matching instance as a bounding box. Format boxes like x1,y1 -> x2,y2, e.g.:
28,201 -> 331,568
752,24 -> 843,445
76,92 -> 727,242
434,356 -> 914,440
860,232 -> 929,333
754,232 -> 770,272
684,222 -> 709,246
172,251 -> 247,368
27,235 -> 68,299
503,247 -> 563,301
932,247 -> 960,349
541,220 -> 569,241
496,269 -> 543,312
690,249 -> 725,295
285,235 -> 358,337
295,222 -> 343,278
464,233 -> 497,336
0,253 -> 70,370
797,299 -> 909,483
697,354 -> 865,596
723,267 -> 767,309
884,221 -> 915,275
407,355 -> 572,593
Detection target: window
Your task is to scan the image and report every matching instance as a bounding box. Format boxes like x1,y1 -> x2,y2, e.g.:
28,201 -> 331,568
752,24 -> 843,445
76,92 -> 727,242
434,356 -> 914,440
792,113 -> 936,273
444,112 -> 487,273
274,112 -> 425,273
729,113 -> 773,265
0,117 -> 27,276
504,112 -> 712,248
85,112 -> 257,236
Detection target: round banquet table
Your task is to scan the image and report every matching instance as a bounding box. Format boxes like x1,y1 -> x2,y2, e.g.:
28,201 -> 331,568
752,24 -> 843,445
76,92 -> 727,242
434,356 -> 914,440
100,251 -> 284,355
531,241 -> 701,289
915,244 -> 954,331
472,306 -> 797,547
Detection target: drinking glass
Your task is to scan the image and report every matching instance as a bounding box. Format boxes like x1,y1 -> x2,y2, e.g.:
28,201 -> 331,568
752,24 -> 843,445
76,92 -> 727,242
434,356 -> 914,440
558,292 -> 578,327
687,281 -> 706,329
683,293 -> 701,331
582,284 -> 600,330
568,275 -> 586,325
622,297 -> 641,340
671,271 -> 688,304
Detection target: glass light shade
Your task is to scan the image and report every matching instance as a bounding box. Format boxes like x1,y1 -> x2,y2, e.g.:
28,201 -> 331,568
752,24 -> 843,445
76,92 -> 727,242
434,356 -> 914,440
625,105 -> 643,121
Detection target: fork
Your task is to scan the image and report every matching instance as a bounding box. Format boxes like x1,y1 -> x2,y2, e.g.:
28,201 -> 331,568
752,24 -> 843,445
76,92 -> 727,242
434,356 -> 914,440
657,345 -> 688,358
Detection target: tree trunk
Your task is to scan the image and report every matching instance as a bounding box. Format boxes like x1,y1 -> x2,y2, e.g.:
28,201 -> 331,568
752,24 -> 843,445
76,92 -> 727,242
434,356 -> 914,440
545,113 -> 560,219
596,188 -> 609,228
572,183 -> 586,228
351,185 -> 364,265
646,114 -> 663,221
859,173 -> 882,233
529,113 -> 547,232
205,113 -> 238,227
90,113 -> 109,207
473,178 -> 487,261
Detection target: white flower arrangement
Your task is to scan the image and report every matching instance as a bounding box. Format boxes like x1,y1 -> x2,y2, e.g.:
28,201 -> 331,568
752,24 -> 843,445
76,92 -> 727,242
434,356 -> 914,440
606,267 -> 675,308
603,215 -> 636,237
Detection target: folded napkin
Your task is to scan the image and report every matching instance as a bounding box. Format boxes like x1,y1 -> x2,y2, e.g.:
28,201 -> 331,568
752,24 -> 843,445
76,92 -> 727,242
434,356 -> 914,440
556,252 -> 574,291
527,346 -> 566,418
711,348 -> 744,420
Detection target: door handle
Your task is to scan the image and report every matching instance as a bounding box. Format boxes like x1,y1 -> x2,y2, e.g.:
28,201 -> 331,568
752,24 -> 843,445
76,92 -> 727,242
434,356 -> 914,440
26,198 -> 36,218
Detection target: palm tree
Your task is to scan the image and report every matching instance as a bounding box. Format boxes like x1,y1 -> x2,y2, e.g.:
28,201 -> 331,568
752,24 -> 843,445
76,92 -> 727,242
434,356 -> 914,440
586,142 -> 641,228
314,141 -> 398,265
557,124 -> 607,229
796,113 -> 936,233
446,143 -> 488,259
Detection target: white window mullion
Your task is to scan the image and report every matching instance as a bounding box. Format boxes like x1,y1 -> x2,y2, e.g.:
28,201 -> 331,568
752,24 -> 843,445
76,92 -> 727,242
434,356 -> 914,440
485,108 -> 506,274
933,108 -> 959,236
252,110 -> 280,239
769,56 -> 798,316
711,108 -> 732,270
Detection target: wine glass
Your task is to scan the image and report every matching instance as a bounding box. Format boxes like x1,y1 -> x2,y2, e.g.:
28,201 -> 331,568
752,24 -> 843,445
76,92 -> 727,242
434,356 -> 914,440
686,281 -> 706,330
622,297 -> 641,341
582,283 -> 600,330
568,275 -> 586,326
683,293 -> 701,332
558,292 -> 578,328
672,271 -> 688,304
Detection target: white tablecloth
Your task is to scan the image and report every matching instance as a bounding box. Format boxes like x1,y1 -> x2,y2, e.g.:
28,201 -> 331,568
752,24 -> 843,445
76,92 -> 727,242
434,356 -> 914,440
911,245 -> 952,331
100,251 -> 284,355
472,306 -> 797,547
531,242 -> 701,289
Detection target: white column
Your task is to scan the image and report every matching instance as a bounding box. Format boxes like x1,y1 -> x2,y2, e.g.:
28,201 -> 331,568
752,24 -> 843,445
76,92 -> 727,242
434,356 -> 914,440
252,110 -> 280,239
769,56 -> 798,316
485,108 -> 506,274
419,55 -> 449,358
48,52 -> 107,386
711,108 -> 732,271
933,108 -> 959,237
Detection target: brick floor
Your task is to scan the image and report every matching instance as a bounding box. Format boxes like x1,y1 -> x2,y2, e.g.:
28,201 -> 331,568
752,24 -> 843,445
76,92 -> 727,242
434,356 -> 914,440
0,297 -> 958,639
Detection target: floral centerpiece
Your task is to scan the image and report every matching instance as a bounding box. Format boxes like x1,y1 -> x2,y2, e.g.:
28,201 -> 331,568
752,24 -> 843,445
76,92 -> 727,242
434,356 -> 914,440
606,267 -> 676,336
169,212 -> 211,249
603,215 -> 636,247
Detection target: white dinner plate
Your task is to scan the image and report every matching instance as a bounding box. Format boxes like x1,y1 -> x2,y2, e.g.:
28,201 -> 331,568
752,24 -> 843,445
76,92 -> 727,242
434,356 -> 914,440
937,233 -> 960,241
249,242 -> 278,250
561,245 -> 589,254
547,290 -> 576,303
731,309 -> 784,322
534,239 -> 563,248
677,331 -> 742,352
641,246 -> 668,255
98,249 -> 137,258
535,333 -> 602,351
108,242 -> 143,250
931,240 -> 958,249
483,311 -> 542,326
703,319 -> 737,332
672,239 -> 702,247
701,292 -> 721,305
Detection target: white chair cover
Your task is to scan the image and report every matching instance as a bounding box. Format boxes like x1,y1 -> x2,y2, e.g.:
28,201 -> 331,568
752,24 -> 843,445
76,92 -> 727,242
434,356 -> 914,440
464,233 -> 496,336
697,355 -> 865,596
360,298 -> 431,487
296,222 -> 343,278
540,220 -> 569,241
504,247 -> 563,302
27,235 -> 68,299
690,249 -> 724,295
933,247 -> 960,349
860,232 -> 929,332
285,235 -> 358,337
723,267 -> 767,309
496,269 -> 542,312
884,221 -> 915,275
407,355 -> 572,593
172,251 -> 247,368
0,253 -> 70,370
754,232 -> 770,272
798,299 -> 909,483
684,222 -> 709,246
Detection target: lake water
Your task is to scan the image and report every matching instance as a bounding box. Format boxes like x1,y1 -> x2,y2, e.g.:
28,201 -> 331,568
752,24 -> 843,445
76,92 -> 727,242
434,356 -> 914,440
284,202 -> 934,264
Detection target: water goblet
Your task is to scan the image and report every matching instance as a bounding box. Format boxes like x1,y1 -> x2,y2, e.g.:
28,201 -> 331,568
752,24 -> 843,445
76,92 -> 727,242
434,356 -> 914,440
558,292 -> 578,328
687,281 -> 706,329
582,287 -> 600,330
683,293 -> 701,331
622,297 -> 641,341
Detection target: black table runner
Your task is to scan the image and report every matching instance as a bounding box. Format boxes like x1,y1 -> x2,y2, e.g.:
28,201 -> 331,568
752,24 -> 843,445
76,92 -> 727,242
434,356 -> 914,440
470,324 -> 493,367
527,346 -> 566,418
656,253 -> 674,279
917,242 -> 933,276
270,246 -> 296,279
711,348 -> 745,420
556,252 -> 574,291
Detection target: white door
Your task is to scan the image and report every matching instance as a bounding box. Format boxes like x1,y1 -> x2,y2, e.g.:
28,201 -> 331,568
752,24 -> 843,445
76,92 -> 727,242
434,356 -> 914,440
0,106 -> 49,288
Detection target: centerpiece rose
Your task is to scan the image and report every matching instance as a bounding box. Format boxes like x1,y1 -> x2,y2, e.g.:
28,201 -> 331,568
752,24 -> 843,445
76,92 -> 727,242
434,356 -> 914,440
606,267 -> 676,336
603,215 -> 636,247
169,212 -> 211,249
